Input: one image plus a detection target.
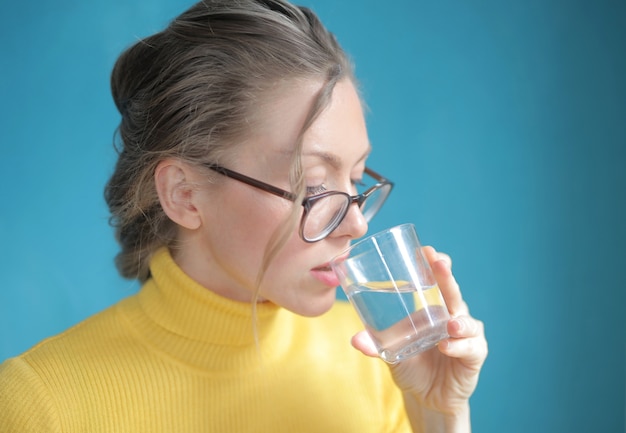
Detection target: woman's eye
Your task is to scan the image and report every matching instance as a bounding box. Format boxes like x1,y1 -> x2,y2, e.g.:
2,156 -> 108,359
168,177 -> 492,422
306,184 -> 327,196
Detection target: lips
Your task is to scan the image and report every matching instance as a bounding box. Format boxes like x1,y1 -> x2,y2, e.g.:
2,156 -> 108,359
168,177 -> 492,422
310,263 -> 341,288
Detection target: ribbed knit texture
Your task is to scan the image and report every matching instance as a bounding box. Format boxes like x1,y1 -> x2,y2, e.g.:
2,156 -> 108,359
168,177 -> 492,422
0,248 -> 409,432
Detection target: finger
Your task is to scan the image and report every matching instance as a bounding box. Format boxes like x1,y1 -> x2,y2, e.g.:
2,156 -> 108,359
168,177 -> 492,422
438,332 -> 488,369
426,249 -> 468,317
350,330 -> 379,358
439,317 -> 487,368
447,315 -> 482,339
422,245 -> 451,269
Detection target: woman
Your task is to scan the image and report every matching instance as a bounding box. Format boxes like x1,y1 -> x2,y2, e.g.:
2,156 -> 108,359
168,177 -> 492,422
0,0 -> 487,431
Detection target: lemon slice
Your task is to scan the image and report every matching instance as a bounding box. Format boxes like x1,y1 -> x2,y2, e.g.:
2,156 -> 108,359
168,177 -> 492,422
359,281 -> 445,309
361,280 -> 411,290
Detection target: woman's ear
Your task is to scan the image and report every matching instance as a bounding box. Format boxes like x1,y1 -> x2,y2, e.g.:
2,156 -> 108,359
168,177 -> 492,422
155,160 -> 202,230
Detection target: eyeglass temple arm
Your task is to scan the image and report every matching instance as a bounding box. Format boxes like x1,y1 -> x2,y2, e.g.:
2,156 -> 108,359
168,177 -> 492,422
365,167 -> 394,187
207,163 -> 391,201
205,163 -> 297,201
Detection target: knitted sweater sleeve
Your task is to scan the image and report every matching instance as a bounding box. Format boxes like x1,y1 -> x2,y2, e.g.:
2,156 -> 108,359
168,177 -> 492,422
0,357 -> 62,433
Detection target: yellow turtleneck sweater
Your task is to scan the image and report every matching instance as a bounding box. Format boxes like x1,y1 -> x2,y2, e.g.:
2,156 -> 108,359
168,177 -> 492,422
0,248 -> 409,432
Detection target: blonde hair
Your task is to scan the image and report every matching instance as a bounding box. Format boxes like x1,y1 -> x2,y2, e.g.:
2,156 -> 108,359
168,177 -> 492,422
105,0 -> 354,282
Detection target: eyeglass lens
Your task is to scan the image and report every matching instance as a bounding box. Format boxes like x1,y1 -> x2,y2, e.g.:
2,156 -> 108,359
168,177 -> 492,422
302,194 -> 351,241
301,183 -> 391,241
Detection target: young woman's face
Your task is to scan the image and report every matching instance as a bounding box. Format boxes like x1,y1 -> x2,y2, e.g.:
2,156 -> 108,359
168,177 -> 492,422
183,79 -> 372,317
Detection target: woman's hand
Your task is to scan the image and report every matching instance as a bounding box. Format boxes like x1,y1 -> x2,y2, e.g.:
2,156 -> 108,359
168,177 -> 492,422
351,246 -> 488,423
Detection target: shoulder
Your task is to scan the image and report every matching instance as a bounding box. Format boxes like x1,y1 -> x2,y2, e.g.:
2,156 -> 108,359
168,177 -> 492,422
20,301 -> 128,359
1,298 -> 134,388
0,299 -> 138,431
0,357 -> 62,432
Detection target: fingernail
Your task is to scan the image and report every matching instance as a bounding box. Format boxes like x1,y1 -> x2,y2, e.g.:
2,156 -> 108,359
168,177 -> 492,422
438,339 -> 450,351
452,318 -> 464,333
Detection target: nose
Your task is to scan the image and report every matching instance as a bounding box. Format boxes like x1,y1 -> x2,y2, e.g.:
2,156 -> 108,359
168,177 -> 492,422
331,202 -> 368,240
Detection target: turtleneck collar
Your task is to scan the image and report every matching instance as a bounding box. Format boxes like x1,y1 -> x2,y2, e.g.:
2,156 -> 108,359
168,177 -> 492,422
119,247 -> 290,371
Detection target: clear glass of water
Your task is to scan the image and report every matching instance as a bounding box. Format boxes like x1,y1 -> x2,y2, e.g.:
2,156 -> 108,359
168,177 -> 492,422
330,223 -> 450,364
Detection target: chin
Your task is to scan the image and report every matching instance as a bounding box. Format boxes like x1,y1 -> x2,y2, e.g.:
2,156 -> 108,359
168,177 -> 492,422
292,288 -> 338,318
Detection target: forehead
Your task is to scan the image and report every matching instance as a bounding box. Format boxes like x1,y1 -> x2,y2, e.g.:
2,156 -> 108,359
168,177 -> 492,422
300,80 -> 370,170
236,79 -> 370,173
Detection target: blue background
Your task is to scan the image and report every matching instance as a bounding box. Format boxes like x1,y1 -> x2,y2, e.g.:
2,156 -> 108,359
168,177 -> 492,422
1,0 -> 625,431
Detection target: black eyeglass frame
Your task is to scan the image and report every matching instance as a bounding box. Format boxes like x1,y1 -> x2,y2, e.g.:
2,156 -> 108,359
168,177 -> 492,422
204,163 -> 394,242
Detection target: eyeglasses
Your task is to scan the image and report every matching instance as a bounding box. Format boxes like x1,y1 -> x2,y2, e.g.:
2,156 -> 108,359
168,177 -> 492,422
204,163 -> 393,242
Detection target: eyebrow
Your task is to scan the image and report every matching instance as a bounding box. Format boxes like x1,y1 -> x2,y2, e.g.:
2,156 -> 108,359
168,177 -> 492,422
302,145 -> 372,171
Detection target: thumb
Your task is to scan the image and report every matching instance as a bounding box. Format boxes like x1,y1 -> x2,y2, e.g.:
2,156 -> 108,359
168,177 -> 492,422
351,330 -> 379,358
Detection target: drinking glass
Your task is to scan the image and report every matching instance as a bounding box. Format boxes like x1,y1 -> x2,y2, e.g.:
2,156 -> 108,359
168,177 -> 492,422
331,223 -> 450,363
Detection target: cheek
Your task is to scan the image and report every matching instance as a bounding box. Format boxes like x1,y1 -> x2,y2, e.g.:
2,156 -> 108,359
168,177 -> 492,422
209,193 -> 297,269
261,232 -> 311,286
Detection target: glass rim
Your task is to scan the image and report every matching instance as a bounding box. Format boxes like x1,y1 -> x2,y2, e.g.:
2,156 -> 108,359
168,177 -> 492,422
330,222 -> 417,264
